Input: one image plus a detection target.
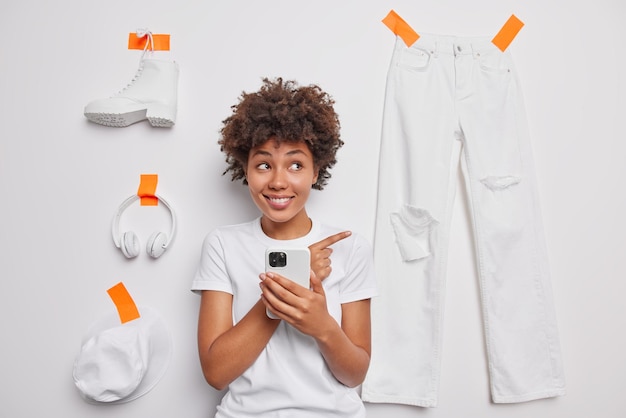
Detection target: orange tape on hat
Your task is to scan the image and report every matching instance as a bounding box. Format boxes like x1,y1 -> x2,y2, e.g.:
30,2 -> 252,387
107,282 -> 141,324
137,174 -> 158,206
128,33 -> 170,51
492,14 -> 524,52
382,10 -> 420,47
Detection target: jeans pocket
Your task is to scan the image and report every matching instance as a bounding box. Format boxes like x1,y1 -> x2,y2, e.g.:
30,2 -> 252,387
390,204 -> 438,262
477,50 -> 512,75
396,47 -> 431,72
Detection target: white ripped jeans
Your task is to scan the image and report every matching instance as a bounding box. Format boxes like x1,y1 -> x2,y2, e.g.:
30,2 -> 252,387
361,35 -> 566,407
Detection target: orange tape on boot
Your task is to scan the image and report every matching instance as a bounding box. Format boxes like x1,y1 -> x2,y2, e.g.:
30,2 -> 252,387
382,10 -> 420,47
492,14 -> 524,52
128,33 -> 170,51
137,174 -> 158,206
107,282 -> 141,324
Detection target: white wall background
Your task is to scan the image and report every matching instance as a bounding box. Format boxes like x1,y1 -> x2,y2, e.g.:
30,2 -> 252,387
1,0 -> 624,416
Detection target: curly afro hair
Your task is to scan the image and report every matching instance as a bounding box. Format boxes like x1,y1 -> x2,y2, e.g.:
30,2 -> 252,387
218,77 -> 343,190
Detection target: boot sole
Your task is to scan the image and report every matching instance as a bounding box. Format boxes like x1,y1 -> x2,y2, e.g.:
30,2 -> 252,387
85,109 -> 175,128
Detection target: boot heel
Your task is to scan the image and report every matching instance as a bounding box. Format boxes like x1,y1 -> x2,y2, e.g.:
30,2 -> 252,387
146,103 -> 176,127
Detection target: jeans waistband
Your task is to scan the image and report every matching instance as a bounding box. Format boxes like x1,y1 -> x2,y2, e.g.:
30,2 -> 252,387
396,33 -> 503,56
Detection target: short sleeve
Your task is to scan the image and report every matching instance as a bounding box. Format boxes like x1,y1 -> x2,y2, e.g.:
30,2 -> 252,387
339,233 -> 378,304
191,230 -> 233,295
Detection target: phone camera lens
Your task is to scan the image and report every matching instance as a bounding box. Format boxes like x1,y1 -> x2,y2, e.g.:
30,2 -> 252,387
269,251 -> 287,268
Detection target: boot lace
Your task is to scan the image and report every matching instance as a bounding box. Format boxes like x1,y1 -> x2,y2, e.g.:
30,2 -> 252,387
135,28 -> 155,61
115,28 -> 154,95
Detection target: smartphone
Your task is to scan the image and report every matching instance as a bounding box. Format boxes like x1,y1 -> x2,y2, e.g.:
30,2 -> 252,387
265,247 -> 311,319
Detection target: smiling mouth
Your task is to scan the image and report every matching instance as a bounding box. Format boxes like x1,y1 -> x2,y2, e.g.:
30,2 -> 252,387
266,196 -> 292,204
264,195 -> 294,208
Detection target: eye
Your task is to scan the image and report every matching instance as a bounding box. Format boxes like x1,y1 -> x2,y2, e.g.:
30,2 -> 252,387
289,162 -> 303,171
256,162 -> 270,170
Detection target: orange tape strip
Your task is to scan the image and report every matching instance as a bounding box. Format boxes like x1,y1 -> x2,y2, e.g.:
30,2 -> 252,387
492,14 -> 524,52
107,282 -> 140,324
128,33 -> 170,51
137,174 -> 158,206
382,10 -> 420,47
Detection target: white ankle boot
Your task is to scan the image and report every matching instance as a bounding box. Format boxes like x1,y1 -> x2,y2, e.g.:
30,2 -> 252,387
84,59 -> 179,127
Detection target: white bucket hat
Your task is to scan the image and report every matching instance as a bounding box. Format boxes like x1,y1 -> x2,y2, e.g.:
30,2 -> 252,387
73,306 -> 172,404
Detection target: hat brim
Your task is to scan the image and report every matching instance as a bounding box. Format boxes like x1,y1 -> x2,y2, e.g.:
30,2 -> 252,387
76,306 -> 172,404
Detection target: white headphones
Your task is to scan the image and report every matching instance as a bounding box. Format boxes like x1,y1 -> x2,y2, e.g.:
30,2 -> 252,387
112,194 -> 177,259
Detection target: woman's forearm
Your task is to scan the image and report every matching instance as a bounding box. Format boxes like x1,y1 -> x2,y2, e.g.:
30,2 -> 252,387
315,321 -> 371,387
199,299 -> 279,390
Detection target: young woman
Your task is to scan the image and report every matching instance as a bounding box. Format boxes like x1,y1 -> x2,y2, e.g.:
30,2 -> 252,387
192,78 -> 377,417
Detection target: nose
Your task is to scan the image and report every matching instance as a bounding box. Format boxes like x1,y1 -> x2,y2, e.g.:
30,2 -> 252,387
269,168 -> 288,190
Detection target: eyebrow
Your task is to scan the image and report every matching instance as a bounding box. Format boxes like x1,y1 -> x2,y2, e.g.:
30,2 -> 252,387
250,149 -> 308,158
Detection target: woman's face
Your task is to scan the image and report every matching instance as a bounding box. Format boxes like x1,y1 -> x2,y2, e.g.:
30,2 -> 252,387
246,138 -> 318,238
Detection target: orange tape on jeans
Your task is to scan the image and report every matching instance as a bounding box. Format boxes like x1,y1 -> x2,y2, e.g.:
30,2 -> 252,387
137,174 -> 158,206
382,10 -> 420,47
492,14 -> 524,52
107,282 -> 140,324
128,33 -> 170,51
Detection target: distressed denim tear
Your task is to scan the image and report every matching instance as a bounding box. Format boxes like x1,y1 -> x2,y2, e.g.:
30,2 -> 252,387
390,205 -> 439,262
480,175 -> 521,191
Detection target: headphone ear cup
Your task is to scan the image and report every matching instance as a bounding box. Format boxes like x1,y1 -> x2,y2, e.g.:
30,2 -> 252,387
120,231 -> 140,259
146,231 -> 168,258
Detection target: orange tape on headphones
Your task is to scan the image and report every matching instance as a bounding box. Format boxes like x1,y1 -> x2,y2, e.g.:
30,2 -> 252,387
138,174 -> 158,206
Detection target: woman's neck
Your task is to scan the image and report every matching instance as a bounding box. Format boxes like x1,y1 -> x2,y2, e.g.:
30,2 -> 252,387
260,212 -> 312,240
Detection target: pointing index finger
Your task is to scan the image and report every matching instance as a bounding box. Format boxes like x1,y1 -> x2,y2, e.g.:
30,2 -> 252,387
310,231 -> 352,250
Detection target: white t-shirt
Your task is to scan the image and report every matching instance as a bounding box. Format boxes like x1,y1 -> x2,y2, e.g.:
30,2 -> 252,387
192,218 -> 378,418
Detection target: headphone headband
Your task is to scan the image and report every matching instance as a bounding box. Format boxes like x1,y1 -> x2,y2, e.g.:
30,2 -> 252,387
112,194 -> 177,252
